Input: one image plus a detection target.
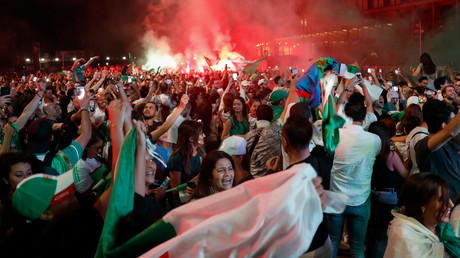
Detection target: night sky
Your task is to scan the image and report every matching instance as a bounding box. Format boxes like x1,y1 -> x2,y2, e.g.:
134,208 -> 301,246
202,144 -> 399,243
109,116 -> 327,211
0,0 -> 151,70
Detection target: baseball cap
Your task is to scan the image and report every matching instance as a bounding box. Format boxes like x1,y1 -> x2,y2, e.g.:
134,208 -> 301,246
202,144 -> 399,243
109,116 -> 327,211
241,80 -> 251,87
270,90 -> 289,103
258,79 -> 268,86
407,96 -> 419,106
219,136 -> 247,156
12,170 -> 75,220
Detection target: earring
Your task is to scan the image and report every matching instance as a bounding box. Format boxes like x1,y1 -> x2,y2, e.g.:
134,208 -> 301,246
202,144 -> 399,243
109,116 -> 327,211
421,207 -> 425,213
209,185 -> 216,194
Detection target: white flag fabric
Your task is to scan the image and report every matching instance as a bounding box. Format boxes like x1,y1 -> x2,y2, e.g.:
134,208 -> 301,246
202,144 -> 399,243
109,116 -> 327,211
141,163 -> 323,257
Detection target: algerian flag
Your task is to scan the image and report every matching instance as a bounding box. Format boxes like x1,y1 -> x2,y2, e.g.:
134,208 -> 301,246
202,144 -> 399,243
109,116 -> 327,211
242,52 -> 268,75
103,163 -> 323,257
295,57 -> 337,108
129,53 -> 138,75
322,95 -> 345,155
343,65 -> 360,79
320,73 -> 345,155
95,128 -> 137,258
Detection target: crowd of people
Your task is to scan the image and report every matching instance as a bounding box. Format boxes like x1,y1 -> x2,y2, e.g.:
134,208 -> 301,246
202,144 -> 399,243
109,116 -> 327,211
0,53 -> 460,257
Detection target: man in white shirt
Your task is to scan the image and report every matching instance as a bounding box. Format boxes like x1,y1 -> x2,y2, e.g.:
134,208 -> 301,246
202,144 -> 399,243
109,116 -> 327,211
328,91 -> 381,258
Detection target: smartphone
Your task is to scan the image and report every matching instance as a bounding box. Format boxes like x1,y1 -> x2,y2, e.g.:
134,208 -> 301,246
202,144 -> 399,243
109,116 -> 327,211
22,76 -> 26,82
0,87 -> 10,96
128,76 -> 132,83
232,73 -> 238,81
291,68 -> 299,75
333,63 -> 347,77
76,86 -> 85,100
392,86 -> 399,92
33,77 -> 38,82
368,68 -> 375,74
165,79 -> 172,85
140,74 -> 144,79
356,73 -> 362,83
89,100 -> 96,112
395,68 -> 400,74
379,69 -> 382,73
147,75 -> 151,79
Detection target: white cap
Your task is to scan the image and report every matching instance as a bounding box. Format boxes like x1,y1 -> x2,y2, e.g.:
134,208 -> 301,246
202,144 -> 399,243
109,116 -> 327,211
407,96 -> 419,106
219,136 -> 247,156
241,80 -> 251,87
258,79 -> 267,86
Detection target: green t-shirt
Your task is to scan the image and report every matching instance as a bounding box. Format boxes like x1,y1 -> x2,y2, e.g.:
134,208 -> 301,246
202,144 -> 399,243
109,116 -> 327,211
167,152 -> 203,183
229,117 -> 249,136
52,141 -> 83,175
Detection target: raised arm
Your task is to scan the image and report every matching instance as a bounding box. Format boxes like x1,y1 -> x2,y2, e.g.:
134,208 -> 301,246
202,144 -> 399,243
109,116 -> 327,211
74,89 -> 92,150
150,94 -> 189,141
279,74 -> 300,122
413,63 -> 422,77
84,71 -> 99,91
90,70 -> 108,92
397,71 -> 414,88
0,124 -> 15,154
84,56 -> 99,67
427,111 -> 460,152
360,79 -> 374,115
15,80 -> 46,130
133,120 -> 147,196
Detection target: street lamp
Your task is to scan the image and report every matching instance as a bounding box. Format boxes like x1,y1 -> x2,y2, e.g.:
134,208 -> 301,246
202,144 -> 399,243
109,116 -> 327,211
72,57 -> 77,61
55,58 -> 60,61
25,58 -> 31,62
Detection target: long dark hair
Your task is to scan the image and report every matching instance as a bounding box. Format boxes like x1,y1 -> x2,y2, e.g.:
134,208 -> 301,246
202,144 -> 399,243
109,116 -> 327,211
398,104 -> 423,134
368,121 -> 391,162
192,150 -> 235,199
82,132 -> 104,160
420,53 -> 436,75
0,152 -> 43,203
171,120 -> 205,175
398,173 -> 450,224
229,97 -> 248,129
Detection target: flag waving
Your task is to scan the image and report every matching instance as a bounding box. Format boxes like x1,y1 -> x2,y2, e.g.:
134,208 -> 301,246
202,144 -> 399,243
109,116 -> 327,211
95,128 -> 137,258
295,57 -> 337,109
101,163 -> 323,257
203,56 -> 217,68
320,73 -> 345,155
242,52 -> 269,75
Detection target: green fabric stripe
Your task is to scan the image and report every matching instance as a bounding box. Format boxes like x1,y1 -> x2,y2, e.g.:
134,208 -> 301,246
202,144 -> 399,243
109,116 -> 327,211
95,128 -> 137,257
322,95 -> 345,155
106,219 -> 177,257
346,65 -> 359,74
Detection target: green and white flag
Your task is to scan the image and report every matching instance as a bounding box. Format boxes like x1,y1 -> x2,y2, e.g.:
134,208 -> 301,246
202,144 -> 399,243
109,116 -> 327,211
98,162 -> 323,257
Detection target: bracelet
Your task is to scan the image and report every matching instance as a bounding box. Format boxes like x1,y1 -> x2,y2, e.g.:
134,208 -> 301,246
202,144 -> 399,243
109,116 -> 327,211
36,93 -> 44,98
80,108 -> 89,113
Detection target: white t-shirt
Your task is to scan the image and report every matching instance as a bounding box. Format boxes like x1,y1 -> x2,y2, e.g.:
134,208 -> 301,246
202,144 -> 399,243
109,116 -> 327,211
74,158 -> 103,193
91,107 -> 106,125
